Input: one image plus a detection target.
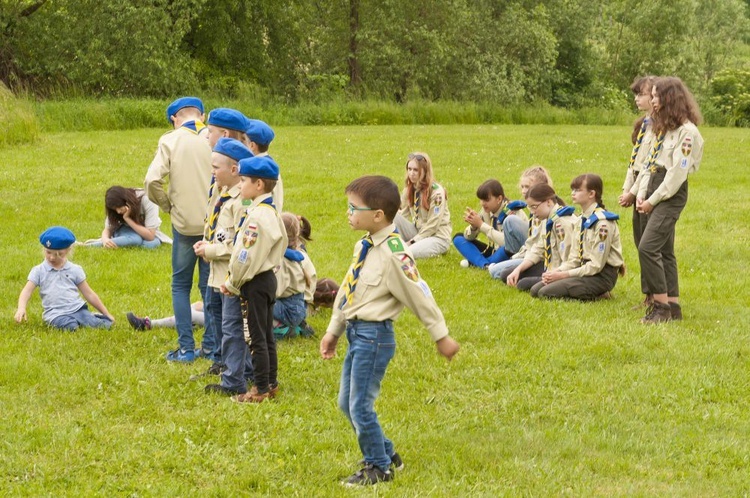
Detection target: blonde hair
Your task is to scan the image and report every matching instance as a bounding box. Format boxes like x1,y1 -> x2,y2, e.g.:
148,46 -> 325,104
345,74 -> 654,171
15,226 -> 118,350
520,165 -> 553,189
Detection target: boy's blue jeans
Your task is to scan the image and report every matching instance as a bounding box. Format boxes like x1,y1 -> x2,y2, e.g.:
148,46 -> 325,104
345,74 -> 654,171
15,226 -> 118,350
202,285 -> 223,361
338,320 -> 396,471
172,227 -> 209,352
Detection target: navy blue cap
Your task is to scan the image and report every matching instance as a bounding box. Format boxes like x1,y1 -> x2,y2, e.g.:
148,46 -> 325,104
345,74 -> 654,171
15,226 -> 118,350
244,119 -> 275,146
166,97 -> 204,123
213,137 -> 254,162
39,226 -> 76,250
207,108 -> 249,132
238,155 -> 279,180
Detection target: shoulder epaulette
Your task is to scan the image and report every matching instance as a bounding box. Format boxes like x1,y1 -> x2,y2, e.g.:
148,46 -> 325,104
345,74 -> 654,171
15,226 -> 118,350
386,234 -> 406,253
584,209 -> 619,229
555,206 -> 576,217
432,183 -> 439,190
284,248 -> 305,262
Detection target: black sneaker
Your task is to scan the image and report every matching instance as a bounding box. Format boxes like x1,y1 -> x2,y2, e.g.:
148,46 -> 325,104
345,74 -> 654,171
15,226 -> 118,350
126,312 -> 151,331
204,384 -> 245,396
358,453 -> 404,471
390,452 -> 404,471
207,362 -> 225,375
343,464 -> 393,487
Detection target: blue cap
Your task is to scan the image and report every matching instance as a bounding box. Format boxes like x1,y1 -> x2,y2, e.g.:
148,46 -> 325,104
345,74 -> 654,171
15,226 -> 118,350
244,119 -> 275,146
207,108 -> 249,132
213,137 -> 254,162
238,155 -> 279,180
39,226 -> 76,250
166,97 -> 204,123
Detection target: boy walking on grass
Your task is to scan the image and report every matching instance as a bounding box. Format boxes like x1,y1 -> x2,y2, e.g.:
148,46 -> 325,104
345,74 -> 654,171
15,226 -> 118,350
145,97 -> 212,363
220,155 -> 287,403
320,175 -> 460,487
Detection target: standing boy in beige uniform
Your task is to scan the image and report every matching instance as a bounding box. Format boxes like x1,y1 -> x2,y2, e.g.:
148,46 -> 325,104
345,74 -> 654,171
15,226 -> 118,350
145,97 -> 212,362
320,175 -> 459,487
221,155 -> 287,403
193,138 -> 254,393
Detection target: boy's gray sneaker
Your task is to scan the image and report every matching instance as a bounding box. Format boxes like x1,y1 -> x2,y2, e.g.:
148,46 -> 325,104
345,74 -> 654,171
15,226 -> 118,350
357,453 -> 403,471
343,463 -> 393,487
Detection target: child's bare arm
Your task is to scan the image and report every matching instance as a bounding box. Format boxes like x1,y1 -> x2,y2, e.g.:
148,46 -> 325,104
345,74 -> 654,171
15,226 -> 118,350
77,281 -> 115,322
15,281 -> 37,323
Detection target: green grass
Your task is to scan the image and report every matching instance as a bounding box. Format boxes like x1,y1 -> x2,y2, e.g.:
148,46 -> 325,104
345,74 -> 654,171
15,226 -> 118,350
0,84 -> 40,147
1,124 -> 749,495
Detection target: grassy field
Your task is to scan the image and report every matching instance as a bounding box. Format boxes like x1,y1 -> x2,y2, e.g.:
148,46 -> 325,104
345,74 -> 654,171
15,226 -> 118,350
1,124 -> 749,496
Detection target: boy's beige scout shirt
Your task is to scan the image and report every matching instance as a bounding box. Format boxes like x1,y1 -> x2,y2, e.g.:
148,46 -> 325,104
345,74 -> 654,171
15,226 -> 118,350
300,251 -> 317,304
462,199 -> 528,248
637,121 -> 704,206
523,205 -> 579,270
202,183 -> 244,289
398,183 -> 452,242
326,223 -> 448,342
225,193 -> 287,295
144,125 -> 212,236
623,121 -> 655,195
557,205 -> 624,277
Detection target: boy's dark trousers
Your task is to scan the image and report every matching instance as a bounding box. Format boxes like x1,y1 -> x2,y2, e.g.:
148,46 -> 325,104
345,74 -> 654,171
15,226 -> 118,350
240,270 -> 278,393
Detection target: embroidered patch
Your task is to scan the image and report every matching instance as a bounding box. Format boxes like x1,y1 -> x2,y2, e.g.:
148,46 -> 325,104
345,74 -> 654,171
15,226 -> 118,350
680,158 -> 689,169
215,228 -> 227,243
242,224 -> 258,248
681,137 -> 692,157
598,224 -> 609,241
598,242 -> 605,253
388,237 -> 405,253
555,225 -> 566,240
434,193 -> 443,206
560,241 -> 565,252
238,249 -> 248,264
434,206 -> 440,215
400,254 -> 420,282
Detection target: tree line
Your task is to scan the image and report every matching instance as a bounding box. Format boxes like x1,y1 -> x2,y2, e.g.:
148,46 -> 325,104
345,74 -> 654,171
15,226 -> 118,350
2,0 -> 749,115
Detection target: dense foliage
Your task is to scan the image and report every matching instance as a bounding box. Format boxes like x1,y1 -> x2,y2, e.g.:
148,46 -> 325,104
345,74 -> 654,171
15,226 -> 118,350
2,0 -> 750,118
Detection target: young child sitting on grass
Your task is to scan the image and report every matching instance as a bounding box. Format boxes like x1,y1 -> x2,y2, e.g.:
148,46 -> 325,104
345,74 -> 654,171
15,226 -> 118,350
15,227 -> 114,331
320,175 -> 459,487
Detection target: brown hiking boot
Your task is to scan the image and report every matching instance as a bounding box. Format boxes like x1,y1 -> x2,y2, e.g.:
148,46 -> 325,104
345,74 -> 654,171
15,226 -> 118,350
232,391 -> 271,403
669,302 -> 683,320
596,291 -> 613,301
641,302 -> 672,324
248,384 -> 279,399
631,295 -> 653,311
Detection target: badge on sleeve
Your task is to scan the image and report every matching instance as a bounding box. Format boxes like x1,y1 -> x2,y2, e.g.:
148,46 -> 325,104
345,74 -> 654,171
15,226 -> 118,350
399,254 -> 420,282
434,193 -> 443,206
681,137 -> 692,157
388,237 -> 405,253
598,224 -> 609,241
243,223 -> 259,248
598,242 -> 605,253
238,249 -> 248,263
555,223 -> 565,240
215,228 -> 227,243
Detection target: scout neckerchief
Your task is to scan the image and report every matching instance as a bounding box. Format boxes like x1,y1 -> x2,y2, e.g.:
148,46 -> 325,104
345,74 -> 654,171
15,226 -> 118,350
233,197 -> 275,245
629,117 -> 649,170
578,206 -> 619,260
544,205 -> 575,271
647,131 -> 665,172
339,235 -> 374,309
414,189 -> 421,217
180,119 -> 206,135
207,190 -> 232,242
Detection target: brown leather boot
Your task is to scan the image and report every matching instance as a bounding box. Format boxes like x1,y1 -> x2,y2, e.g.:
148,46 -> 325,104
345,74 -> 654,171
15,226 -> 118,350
631,295 -> 653,311
641,302 -> 672,324
669,302 -> 683,320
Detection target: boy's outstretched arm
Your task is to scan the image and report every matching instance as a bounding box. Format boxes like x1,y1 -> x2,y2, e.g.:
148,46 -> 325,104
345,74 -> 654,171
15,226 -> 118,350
15,281 -> 37,323
77,281 -> 115,322
436,336 -> 460,361
320,333 -> 339,359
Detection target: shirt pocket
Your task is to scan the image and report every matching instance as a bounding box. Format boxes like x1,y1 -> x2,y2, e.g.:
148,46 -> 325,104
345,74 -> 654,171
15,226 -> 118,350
357,268 -> 382,300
